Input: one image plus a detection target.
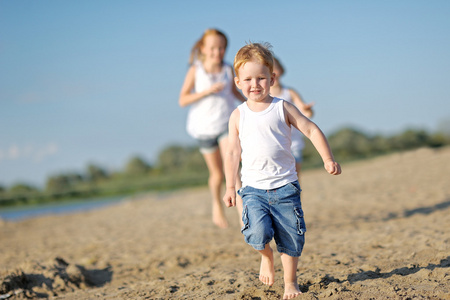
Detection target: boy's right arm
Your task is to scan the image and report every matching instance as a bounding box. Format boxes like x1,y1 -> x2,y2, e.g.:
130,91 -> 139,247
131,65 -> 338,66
223,109 -> 241,207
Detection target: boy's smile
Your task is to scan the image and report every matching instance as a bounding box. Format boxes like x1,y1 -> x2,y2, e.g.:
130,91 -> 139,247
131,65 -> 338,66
235,60 -> 274,106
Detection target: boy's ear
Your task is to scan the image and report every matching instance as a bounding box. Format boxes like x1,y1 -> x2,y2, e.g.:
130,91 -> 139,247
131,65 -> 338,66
234,77 -> 241,89
270,73 -> 275,86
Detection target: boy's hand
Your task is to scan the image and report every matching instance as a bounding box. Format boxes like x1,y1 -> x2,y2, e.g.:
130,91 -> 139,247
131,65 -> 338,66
223,187 -> 236,207
324,160 -> 342,175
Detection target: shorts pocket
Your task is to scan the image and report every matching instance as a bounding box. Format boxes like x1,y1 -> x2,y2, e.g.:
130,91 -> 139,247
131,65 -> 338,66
294,207 -> 306,235
237,186 -> 247,197
241,205 -> 249,233
287,181 -> 302,195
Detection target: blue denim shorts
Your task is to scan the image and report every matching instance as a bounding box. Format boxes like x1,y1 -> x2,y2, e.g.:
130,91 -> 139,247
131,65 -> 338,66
196,130 -> 228,154
238,181 -> 306,257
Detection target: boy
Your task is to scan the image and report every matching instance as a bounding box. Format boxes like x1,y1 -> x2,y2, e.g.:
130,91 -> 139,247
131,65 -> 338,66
223,43 -> 341,299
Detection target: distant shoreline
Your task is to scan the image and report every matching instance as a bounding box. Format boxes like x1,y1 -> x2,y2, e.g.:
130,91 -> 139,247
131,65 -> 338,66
0,195 -> 125,222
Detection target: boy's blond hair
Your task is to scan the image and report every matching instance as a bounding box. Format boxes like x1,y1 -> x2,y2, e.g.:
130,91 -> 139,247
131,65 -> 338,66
233,42 -> 274,77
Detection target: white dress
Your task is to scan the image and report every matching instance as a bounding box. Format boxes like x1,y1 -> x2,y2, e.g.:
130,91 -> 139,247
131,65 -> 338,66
186,61 -> 238,139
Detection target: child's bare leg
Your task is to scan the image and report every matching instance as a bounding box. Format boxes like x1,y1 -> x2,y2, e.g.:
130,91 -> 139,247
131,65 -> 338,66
258,244 -> 275,286
202,149 -> 228,228
280,253 -> 301,299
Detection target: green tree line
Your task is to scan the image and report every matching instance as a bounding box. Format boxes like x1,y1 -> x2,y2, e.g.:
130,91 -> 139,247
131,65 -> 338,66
302,127 -> 449,167
1,127 -> 449,207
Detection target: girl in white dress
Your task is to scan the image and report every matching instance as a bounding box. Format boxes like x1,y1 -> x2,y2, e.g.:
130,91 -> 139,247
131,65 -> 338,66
179,29 -> 245,228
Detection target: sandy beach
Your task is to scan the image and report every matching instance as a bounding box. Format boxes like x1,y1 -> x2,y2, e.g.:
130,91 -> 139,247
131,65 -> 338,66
1,147 -> 449,299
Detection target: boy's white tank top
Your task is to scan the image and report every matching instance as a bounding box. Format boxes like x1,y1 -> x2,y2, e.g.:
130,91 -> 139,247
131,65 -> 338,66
273,88 -> 305,151
238,97 -> 298,190
186,61 -> 237,139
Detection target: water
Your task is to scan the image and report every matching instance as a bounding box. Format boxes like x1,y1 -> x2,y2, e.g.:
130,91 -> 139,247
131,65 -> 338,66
0,195 -> 126,222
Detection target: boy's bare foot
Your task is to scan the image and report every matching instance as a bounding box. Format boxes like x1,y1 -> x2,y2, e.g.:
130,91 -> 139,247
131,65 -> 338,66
212,204 -> 228,228
283,282 -> 302,299
259,246 -> 275,286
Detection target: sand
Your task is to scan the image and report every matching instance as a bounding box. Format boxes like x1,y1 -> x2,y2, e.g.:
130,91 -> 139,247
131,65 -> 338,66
1,147 -> 449,299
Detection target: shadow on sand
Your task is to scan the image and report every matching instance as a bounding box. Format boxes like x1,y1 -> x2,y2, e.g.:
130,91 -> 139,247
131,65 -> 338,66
300,256 -> 450,293
0,257 -> 113,298
384,198 -> 450,221
346,256 -> 450,284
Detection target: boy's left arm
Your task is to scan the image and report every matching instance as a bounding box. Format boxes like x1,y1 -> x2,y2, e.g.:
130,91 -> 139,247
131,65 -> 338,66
284,101 -> 341,175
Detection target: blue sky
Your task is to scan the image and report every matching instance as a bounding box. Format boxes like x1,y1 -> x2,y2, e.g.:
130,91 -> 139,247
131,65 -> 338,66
1,0 -> 449,187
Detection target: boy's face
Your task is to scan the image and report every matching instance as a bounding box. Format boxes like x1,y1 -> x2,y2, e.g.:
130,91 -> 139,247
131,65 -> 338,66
235,60 -> 274,103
